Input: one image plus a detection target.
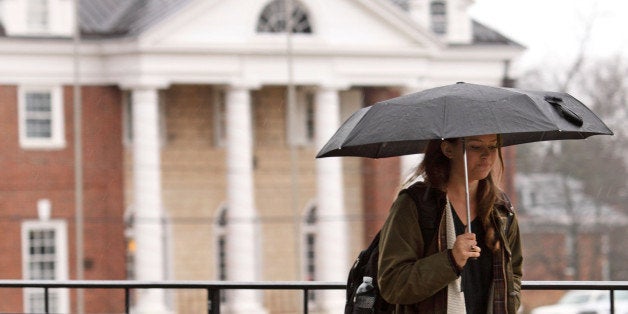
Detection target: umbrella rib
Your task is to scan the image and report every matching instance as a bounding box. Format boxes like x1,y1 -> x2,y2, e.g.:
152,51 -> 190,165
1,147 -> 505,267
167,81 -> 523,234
338,107 -> 373,147
375,143 -> 385,158
488,103 -> 502,135
440,98 -> 448,138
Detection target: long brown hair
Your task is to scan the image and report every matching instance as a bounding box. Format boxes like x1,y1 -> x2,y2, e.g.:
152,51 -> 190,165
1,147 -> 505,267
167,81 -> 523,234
402,136 -> 505,251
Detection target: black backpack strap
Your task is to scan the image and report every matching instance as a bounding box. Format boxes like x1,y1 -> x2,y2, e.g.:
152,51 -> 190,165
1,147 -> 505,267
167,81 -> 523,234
402,182 -> 445,253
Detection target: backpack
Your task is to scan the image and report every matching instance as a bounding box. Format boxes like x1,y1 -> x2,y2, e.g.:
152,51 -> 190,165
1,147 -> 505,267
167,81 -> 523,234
344,183 -> 442,314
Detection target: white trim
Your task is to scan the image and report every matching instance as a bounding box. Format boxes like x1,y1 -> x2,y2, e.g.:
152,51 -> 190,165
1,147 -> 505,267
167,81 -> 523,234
18,85 -> 66,150
21,219 -> 69,313
0,37 -> 520,89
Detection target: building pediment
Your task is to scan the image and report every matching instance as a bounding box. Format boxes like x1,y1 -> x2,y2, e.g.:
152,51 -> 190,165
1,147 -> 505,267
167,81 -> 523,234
0,0 -> 523,89
136,0 -> 444,56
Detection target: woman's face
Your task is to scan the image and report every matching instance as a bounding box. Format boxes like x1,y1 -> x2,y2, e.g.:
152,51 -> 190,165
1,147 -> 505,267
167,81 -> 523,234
441,134 -> 499,182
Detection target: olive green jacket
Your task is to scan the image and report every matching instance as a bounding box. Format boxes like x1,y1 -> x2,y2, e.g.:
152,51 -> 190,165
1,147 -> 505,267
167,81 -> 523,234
377,185 -> 523,313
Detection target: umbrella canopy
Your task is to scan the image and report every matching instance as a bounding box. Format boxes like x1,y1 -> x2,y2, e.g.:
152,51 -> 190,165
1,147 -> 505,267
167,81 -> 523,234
316,82 -> 613,159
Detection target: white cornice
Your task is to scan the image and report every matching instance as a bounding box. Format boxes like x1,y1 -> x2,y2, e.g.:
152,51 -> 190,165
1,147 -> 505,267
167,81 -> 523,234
438,44 -> 524,61
0,32 -> 521,90
0,36 -> 437,59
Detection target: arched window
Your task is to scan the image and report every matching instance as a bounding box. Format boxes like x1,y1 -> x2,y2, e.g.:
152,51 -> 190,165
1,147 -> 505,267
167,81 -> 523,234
430,0 -> 447,35
256,0 -> 312,33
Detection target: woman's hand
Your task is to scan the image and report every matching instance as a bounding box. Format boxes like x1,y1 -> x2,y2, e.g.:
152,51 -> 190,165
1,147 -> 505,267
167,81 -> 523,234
451,233 -> 481,269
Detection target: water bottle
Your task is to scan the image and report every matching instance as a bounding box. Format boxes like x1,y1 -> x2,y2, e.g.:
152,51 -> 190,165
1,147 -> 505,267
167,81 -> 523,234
352,276 -> 376,314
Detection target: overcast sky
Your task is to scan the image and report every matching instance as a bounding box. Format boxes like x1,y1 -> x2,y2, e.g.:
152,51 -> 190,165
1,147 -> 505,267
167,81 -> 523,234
469,0 -> 628,73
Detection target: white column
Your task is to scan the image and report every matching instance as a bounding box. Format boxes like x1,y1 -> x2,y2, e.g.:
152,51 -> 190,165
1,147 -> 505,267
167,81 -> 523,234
315,86 -> 348,312
131,88 -> 169,313
225,85 -> 267,314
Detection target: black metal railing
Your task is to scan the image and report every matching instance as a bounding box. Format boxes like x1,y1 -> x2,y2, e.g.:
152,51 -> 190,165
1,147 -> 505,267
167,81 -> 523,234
1,280 -> 627,314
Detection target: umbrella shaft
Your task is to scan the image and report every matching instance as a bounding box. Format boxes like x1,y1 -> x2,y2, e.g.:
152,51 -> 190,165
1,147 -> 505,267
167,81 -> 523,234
462,139 -> 472,233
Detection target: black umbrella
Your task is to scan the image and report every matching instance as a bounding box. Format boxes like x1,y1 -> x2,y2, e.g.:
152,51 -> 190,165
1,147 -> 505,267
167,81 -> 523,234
317,82 -> 613,159
316,82 -> 613,231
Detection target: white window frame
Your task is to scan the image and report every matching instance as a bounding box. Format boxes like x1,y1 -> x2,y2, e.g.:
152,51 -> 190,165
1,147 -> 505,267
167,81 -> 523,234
301,200 -> 318,306
21,219 -> 69,314
18,85 -> 65,150
287,88 -> 315,146
430,0 -> 448,35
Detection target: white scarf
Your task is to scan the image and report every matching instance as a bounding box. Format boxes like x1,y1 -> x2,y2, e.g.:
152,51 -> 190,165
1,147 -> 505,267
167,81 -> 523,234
446,198 -> 466,314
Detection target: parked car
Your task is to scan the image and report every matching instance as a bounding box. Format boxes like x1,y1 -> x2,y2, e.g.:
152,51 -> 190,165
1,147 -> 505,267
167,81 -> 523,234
587,290 -> 628,314
531,290 -> 628,314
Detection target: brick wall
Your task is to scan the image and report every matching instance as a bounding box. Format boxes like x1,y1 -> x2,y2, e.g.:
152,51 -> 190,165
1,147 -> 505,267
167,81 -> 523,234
0,85 -> 125,313
76,86 -> 126,312
161,84 -> 224,280
500,146 -> 518,206
520,230 -> 619,311
360,87 -> 402,243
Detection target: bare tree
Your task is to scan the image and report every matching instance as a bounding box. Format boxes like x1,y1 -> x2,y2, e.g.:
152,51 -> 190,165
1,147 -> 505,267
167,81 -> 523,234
515,2 -> 628,282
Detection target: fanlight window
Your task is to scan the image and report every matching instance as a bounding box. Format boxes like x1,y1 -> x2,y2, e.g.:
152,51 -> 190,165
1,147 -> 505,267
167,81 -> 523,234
256,0 -> 312,33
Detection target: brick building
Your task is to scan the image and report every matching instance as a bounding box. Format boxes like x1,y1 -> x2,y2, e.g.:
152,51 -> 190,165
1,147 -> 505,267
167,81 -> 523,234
0,85 -> 126,313
0,0 -> 523,313
515,173 -> 628,310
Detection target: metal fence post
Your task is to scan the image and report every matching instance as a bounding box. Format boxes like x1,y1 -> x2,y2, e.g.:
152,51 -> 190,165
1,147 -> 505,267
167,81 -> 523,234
208,288 -> 220,314
44,287 -> 49,314
125,288 -> 130,314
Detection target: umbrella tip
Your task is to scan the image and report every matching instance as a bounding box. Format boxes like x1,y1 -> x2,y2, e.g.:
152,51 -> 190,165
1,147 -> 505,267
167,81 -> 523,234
456,81 -> 465,84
